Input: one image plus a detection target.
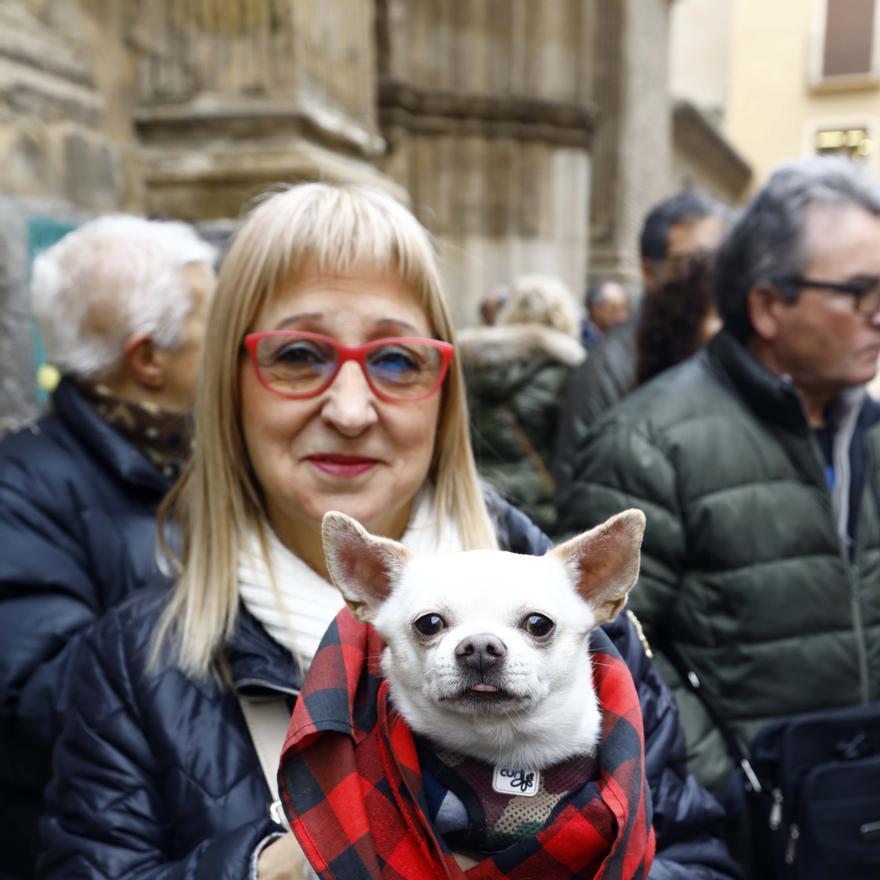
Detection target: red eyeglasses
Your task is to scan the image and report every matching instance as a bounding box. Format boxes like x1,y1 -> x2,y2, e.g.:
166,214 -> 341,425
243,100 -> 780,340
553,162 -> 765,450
243,331 -> 454,402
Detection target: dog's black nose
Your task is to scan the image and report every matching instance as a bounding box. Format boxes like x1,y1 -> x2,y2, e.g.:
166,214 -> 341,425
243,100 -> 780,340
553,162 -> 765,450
455,633 -> 507,672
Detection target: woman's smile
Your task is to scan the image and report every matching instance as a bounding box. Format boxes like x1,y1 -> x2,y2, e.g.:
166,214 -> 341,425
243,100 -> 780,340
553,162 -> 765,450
307,453 -> 380,478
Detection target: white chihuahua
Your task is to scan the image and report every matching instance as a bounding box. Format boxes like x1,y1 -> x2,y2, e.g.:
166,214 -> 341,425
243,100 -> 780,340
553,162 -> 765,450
320,508 -> 646,773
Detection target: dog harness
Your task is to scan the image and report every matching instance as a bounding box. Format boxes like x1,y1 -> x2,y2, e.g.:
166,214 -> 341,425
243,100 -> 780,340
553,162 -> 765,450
278,608 -> 655,879
418,742 -> 601,853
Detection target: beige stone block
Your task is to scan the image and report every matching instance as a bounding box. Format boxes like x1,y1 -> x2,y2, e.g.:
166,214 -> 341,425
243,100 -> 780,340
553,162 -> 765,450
0,119 -> 51,198
59,126 -> 123,211
141,137 -> 404,220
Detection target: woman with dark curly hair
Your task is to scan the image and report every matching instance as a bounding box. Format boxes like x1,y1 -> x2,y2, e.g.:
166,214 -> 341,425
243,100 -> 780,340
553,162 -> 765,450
634,255 -> 720,388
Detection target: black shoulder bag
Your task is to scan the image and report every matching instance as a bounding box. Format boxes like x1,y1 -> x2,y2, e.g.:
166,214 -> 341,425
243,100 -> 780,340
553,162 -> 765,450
665,646 -> 880,878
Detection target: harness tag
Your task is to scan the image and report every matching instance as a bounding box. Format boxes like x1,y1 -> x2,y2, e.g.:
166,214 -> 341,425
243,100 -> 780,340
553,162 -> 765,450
492,765 -> 540,797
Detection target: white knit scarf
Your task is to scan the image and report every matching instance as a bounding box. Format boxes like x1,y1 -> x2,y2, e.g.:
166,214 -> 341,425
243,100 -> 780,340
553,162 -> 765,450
238,489 -> 463,670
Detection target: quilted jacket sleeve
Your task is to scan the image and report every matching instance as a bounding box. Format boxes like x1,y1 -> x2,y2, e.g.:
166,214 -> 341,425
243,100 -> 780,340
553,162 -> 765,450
607,614 -> 741,880
557,418 -> 686,641
0,471 -> 104,744
38,609 -> 276,880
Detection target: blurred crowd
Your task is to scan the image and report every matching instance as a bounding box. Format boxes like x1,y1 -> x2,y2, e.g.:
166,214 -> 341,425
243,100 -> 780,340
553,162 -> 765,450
2,155 -> 880,880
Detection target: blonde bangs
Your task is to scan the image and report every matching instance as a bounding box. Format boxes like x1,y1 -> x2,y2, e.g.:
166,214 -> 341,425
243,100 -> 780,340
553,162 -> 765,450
231,184 -> 446,333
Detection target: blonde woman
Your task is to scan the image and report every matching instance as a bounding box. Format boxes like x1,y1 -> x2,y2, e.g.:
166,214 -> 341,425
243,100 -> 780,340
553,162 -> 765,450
39,184 -> 737,880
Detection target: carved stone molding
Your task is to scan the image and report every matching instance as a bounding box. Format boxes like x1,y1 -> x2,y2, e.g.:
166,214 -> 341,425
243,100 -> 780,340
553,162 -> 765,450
141,138 -> 404,220
379,80 -> 598,148
135,97 -> 385,159
673,99 -> 751,199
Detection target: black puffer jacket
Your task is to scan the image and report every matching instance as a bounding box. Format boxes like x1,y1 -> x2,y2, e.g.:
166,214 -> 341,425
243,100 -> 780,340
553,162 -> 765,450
0,379 -> 173,879
552,314 -> 637,488
40,499 -> 739,879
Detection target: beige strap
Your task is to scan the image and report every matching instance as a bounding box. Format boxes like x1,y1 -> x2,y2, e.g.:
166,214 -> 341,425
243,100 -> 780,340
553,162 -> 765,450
238,695 -> 292,827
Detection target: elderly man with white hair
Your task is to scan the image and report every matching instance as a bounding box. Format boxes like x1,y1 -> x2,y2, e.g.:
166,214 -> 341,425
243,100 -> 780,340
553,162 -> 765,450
0,215 -> 216,879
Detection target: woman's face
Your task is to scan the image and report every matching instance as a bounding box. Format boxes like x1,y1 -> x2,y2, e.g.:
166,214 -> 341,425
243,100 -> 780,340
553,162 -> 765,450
240,266 -> 443,555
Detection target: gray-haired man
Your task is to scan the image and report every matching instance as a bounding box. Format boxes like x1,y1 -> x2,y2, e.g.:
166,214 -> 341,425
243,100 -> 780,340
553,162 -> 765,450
0,215 -> 216,878
558,157 -> 880,820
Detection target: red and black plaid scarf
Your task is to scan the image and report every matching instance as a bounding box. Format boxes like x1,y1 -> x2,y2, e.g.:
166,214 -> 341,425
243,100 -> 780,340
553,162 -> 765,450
279,609 -> 655,879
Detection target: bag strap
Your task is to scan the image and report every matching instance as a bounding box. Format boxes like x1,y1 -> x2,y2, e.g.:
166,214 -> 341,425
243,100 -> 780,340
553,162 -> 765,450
662,644 -> 763,794
238,694 -> 292,826
500,404 -> 556,494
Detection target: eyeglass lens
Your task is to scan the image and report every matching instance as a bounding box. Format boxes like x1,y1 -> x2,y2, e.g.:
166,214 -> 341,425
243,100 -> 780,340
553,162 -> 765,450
253,335 -> 446,399
856,282 -> 880,315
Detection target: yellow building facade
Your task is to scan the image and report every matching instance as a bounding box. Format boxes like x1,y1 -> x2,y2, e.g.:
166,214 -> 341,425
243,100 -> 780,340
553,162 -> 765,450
724,0 -> 880,188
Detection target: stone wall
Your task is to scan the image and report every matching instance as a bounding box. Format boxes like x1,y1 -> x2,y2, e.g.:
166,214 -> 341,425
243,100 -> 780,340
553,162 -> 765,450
377,0 -> 598,325
0,1 -> 126,211
131,0 -> 401,219
672,100 -> 751,202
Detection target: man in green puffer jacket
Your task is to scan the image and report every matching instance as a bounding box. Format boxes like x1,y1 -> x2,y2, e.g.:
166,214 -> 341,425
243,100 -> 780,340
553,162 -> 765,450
558,157 -> 880,809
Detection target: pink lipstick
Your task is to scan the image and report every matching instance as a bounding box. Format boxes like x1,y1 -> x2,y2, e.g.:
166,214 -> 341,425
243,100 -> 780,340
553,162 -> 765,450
308,453 -> 378,478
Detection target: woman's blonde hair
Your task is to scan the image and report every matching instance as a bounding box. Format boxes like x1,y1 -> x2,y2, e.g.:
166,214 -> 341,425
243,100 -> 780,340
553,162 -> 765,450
154,182 -> 496,678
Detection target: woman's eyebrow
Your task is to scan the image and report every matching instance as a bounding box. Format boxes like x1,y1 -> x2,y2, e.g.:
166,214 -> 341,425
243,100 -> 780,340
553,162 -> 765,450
272,314 -> 423,334
274,312 -> 322,330
374,318 -> 421,335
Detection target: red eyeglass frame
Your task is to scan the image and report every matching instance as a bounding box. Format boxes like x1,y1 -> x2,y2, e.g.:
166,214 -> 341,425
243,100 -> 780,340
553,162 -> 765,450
243,330 -> 455,403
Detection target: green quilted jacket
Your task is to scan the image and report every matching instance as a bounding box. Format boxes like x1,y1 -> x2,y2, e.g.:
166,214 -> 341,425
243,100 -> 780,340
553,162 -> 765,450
461,323 -> 585,537
558,330 -> 880,794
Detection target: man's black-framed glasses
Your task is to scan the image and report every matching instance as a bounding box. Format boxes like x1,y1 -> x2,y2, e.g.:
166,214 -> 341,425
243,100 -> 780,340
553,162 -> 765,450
773,275 -> 880,316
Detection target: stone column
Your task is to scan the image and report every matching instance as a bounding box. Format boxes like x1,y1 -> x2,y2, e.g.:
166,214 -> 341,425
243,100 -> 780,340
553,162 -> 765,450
0,198 -> 36,433
377,0 -> 598,326
588,0 -> 674,291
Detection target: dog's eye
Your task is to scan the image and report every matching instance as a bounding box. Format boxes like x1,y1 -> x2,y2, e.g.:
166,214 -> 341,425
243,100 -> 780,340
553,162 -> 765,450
522,613 -> 555,639
413,613 -> 446,636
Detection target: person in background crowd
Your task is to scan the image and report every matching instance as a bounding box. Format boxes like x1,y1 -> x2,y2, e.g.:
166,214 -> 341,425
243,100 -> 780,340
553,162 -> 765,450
582,279 -> 630,349
0,216 -> 216,879
39,183 -> 738,880
478,283 -> 511,326
634,254 -> 720,387
553,189 -> 727,486
460,274 -> 585,536
557,157 -> 880,864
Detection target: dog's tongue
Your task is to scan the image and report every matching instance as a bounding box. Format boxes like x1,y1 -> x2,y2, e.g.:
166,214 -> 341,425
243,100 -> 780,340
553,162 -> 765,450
470,683 -> 499,693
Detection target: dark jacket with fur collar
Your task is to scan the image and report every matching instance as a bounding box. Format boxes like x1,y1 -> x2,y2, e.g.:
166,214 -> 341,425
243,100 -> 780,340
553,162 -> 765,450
461,324 -> 585,536
39,497 -> 739,880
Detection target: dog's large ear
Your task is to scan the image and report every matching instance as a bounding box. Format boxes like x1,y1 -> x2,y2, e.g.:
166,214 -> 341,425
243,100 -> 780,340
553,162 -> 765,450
548,509 -> 646,625
321,512 -> 413,623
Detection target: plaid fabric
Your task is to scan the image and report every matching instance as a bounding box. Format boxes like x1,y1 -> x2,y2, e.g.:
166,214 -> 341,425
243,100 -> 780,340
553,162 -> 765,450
279,609 -> 655,879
